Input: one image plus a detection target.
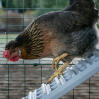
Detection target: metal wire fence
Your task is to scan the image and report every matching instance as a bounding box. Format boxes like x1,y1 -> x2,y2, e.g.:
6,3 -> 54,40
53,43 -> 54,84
0,0 -> 99,99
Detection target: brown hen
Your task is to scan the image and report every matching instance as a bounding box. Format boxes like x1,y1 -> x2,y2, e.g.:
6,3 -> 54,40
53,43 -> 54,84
5,0 -> 99,83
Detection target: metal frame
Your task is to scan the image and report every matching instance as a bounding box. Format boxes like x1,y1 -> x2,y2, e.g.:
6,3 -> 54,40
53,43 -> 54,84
0,0 -> 99,99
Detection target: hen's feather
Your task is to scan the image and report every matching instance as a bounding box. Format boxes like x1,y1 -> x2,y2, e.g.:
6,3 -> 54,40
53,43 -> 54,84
6,0 -> 98,60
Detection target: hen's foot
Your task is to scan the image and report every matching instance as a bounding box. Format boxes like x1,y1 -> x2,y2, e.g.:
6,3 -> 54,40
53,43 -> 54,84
52,53 -> 68,71
47,62 -> 69,84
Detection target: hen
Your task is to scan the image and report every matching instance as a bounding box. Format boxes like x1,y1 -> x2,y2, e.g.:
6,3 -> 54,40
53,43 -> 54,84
4,0 -> 99,83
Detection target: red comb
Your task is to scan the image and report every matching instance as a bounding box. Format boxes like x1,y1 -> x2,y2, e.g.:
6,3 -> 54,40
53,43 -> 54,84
3,50 -> 10,58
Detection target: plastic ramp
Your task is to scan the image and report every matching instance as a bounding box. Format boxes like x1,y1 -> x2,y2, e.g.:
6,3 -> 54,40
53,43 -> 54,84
22,51 -> 99,99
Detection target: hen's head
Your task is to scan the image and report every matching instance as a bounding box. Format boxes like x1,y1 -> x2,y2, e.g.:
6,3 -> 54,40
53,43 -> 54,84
3,40 -> 21,62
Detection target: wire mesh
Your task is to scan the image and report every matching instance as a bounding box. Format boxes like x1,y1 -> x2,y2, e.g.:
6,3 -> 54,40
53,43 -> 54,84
0,0 -> 99,99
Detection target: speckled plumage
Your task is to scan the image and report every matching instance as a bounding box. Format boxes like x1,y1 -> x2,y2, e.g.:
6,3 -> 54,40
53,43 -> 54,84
15,22 -> 44,59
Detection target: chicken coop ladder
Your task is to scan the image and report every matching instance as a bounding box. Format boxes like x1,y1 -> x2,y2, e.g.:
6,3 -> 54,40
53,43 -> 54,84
22,50 -> 99,99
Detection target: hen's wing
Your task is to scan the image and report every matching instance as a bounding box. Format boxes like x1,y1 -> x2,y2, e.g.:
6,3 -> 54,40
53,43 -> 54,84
34,10 -> 97,56
36,11 -> 89,40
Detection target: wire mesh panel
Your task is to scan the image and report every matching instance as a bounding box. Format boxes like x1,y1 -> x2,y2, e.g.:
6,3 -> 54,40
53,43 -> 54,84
0,0 -> 99,99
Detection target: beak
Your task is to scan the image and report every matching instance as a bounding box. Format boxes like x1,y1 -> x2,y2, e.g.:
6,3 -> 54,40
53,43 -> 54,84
6,58 -> 9,63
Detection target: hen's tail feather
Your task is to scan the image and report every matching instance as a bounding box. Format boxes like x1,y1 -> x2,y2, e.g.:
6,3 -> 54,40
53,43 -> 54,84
66,0 -> 95,11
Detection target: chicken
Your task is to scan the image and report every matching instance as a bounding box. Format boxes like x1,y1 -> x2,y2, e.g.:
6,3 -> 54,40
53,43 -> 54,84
4,0 -> 98,83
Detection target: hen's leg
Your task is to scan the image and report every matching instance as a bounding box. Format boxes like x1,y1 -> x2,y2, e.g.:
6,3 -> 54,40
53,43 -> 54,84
47,61 -> 69,83
52,53 -> 68,71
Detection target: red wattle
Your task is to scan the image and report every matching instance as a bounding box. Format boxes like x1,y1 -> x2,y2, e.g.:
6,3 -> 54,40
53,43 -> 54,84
10,56 -> 19,62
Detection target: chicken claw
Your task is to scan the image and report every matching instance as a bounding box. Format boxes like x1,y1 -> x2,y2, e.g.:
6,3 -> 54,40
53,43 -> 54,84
52,53 -> 68,71
47,62 -> 69,83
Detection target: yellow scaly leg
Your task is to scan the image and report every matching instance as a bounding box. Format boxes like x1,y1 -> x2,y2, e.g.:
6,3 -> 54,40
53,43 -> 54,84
52,53 -> 68,71
47,61 -> 69,84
